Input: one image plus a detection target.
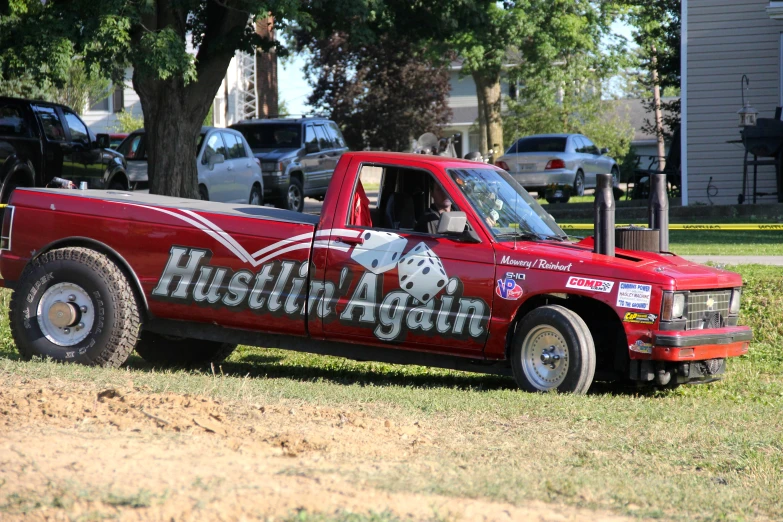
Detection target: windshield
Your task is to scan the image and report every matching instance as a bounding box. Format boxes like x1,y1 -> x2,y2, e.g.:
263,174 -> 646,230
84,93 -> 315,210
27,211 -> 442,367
448,168 -> 565,240
233,124 -> 301,150
506,137 -> 566,154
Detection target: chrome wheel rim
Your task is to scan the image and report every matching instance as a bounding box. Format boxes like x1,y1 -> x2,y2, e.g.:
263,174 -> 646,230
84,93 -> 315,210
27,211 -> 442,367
575,174 -> 584,196
250,189 -> 261,205
612,169 -> 619,187
288,184 -> 302,210
521,325 -> 569,390
36,282 -> 95,347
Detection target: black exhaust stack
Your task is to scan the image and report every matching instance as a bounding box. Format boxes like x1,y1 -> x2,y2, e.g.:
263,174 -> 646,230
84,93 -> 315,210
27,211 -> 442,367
648,173 -> 669,252
594,173 -> 615,256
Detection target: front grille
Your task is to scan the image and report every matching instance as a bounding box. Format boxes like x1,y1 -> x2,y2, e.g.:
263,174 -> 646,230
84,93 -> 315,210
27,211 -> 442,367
686,290 -> 731,330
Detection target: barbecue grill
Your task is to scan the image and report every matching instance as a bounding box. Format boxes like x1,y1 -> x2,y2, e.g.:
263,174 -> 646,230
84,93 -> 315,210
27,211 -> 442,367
740,117 -> 783,203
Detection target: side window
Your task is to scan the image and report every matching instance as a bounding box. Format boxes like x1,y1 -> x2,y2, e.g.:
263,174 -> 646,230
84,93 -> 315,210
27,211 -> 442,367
0,104 -> 31,138
582,136 -> 598,154
222,132 -> 246,159
32,105 -> 66,142
201,133 -> 227,164
314,124 -> 331,150
348,165 -> 456,235
304,124 -> 318,151
326,122 -> 346,148
63,110 -> 90,144
118,134 -> 144,160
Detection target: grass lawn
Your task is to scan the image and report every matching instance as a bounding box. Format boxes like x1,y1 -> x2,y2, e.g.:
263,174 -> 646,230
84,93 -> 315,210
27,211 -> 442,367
1,265 -> 783,520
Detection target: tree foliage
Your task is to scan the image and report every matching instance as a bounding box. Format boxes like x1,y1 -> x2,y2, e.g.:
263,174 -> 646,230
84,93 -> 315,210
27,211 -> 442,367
303,33 -> 452,152
503,0 -> 633,161
622,0 -> 681,138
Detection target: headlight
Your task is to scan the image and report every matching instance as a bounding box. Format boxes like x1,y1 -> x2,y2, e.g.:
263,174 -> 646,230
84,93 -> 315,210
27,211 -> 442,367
261,162 -> 276,171
662,291 -> 687,320
729,288 -> 741,315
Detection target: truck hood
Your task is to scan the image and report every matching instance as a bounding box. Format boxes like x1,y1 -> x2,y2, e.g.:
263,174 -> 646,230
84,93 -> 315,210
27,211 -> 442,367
252,148 -> 300,161
495,236 -> 743,291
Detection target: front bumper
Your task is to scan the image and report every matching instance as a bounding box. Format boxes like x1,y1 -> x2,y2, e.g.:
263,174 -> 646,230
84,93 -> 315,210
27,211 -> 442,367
262,172 -> 290,199
637,326 -> 752,361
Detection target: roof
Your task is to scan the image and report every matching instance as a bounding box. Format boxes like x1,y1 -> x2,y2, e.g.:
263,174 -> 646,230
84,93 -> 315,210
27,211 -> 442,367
342,151 -> 500,169
232,117 -> 331,125
610,97 -> 680,143
127,126 -> 227,135
0,96 -> 71,109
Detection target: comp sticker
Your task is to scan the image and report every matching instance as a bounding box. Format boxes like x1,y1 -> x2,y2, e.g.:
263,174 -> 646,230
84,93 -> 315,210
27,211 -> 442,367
616,282 -> 652,310
623,312 -> 657,324
565,276 -> 614,293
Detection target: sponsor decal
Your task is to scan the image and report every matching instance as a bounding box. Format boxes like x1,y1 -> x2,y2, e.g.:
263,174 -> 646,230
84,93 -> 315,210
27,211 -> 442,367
616,282 -> 652,310
504,272 -> 526,280
496,278 -> 524,300
498,255 -> 572,272
623,312 -> 657,325
629,339 -> 653,354
565,276 -> 614,293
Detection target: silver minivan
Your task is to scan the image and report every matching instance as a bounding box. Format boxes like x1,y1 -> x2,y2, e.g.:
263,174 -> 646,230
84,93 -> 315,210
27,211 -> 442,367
117,127 -> 264,204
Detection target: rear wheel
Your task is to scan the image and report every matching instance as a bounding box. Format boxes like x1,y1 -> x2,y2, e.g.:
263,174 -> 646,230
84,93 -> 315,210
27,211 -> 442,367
573,170 -> 585,196
199,185 -> 209,201
134,331 -> 236,366
510,305 -> 595,394
9,247 -> 140,367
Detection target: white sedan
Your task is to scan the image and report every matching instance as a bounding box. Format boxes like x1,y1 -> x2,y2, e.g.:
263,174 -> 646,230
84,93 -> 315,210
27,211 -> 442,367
495,133 -> 619,203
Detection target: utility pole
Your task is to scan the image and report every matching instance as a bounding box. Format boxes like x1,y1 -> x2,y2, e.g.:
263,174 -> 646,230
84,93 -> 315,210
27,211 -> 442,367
651,46 -> 666,171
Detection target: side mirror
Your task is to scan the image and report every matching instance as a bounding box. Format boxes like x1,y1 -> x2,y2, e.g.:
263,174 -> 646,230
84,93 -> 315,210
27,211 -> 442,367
96,134 -> 111,149
600,147 -> 609,155
437,211 -> 468,235
209,153 -> 225,169
305,141 -> 319,154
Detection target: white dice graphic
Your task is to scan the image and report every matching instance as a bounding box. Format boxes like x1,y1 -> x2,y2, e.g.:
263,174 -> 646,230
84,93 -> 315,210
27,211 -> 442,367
350,230 -> 408,274
397,242 -> 448,304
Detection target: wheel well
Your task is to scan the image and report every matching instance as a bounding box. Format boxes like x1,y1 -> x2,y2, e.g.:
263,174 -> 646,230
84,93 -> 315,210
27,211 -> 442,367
108,171 -> 129,190
507,293 -> 628,379
290,170 -> 303,185
33,237 -> 150,321
199,184 -> 208,196
2,168 -> 34,203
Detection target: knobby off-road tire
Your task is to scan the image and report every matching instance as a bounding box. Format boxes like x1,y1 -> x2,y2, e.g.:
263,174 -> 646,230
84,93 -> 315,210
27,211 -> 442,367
134,331 -> 237,366
510,305 -> 596,394
9,247 -> 140,367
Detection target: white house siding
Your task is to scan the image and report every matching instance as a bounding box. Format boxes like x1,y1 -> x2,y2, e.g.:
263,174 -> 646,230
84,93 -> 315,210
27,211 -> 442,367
687,0 -> 783,204
82,69 -> 143,134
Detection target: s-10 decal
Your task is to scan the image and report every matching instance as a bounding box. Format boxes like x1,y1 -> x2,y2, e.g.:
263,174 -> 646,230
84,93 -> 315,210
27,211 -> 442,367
151,244 -> 489,343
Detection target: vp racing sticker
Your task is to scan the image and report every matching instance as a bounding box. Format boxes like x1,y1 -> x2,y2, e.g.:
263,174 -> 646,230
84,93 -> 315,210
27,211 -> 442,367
496,278 -> 523,300
565,276 -> 614,293
629,339 -> 653,354
616,282 -> 652,310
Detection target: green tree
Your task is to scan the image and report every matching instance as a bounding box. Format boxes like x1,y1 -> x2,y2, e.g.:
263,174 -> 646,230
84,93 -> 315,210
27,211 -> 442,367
503,0 -> 633,162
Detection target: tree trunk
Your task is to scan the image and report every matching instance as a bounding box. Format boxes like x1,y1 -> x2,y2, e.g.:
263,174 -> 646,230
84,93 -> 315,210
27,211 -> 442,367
475,74 -> 488,155
473,71 -> 503,160
131,0 -> 249,198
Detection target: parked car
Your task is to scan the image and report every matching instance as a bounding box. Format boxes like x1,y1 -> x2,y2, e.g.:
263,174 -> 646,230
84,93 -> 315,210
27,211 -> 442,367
116,127 -> 264,204
230,117 -> 348,212
109,133 -> 128,150
495,134 -> 619,203
0,96 -> 129,202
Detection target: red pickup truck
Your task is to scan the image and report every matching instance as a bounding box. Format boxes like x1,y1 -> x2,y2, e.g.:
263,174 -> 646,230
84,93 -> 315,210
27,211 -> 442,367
0,152 -> 752,393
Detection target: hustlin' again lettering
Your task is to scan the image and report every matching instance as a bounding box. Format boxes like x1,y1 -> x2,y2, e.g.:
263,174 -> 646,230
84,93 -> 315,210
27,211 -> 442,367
151,246 -> 489,342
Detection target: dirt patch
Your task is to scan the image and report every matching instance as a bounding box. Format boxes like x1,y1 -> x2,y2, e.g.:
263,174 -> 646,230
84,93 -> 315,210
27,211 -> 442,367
0,377 -> 631,521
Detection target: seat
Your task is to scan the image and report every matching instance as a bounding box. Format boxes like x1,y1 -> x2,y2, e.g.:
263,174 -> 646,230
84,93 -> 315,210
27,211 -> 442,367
382,192 -> 415,230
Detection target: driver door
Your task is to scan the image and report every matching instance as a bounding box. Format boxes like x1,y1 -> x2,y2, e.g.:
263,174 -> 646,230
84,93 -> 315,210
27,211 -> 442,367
61,109 -> 104,187
321,163 -> 495,356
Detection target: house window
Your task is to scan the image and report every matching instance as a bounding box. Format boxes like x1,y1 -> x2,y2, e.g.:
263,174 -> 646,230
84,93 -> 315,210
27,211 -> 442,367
88,95 -> 109,112
112,85 -> 124,113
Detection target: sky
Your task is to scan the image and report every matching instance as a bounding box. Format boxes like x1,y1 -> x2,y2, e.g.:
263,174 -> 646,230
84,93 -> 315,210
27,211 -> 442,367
278,21 -> 635,116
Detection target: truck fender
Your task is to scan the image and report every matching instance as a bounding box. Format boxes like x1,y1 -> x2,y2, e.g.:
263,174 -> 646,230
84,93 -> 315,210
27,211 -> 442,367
31,236 -> 150,318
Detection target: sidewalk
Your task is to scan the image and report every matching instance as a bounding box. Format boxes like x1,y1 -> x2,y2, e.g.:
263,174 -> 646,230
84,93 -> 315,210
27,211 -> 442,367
683,255 -> 783,266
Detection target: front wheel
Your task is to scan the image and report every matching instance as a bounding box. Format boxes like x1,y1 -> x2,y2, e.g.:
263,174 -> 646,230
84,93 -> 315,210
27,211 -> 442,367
9,248 -> 140,367
510,305 -> 595,394
286,177 -> 304,212
249,183 -> 263,206
134,331 -> 236,366
199,185 -> 209,201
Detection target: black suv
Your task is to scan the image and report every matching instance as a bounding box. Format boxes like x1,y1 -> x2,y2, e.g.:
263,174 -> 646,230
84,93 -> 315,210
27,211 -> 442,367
230,118 -> 348,212
0,97 -> 129,202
